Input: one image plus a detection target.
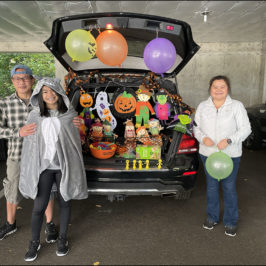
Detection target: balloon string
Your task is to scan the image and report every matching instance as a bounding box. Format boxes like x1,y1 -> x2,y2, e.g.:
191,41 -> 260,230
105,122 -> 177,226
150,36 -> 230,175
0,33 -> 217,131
156,28 -> 159,38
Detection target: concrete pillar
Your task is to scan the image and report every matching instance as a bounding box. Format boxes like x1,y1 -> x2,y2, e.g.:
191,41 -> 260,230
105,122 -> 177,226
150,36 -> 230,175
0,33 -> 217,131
261,41 -> 266,103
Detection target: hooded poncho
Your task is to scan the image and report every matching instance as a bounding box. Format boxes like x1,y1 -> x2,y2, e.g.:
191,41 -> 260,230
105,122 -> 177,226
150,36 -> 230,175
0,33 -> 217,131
19,77 -> 88,201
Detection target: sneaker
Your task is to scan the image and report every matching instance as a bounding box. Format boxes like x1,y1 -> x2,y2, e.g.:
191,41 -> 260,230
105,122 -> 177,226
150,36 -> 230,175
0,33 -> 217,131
56,236 -> 69,256
203,218 -> 218,230
0,221 -> 17,240
45,221 -> 58,243
24,240 -> 41,262
225,225 -> 237,237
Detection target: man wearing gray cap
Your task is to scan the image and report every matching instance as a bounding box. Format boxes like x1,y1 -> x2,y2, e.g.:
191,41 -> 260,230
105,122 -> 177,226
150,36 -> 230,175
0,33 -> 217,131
0,65 -> 58,242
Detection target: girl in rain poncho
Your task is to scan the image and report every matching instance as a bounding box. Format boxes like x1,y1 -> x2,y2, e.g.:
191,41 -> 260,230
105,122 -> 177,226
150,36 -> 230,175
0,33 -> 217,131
19,77 -> 88,261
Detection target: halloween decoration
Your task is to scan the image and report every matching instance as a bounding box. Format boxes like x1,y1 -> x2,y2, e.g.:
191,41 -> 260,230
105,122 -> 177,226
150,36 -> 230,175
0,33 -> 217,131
112,88 -> 137,118
89,142 -> 117,159
103,119 -> 117,142
89,118 -> 103,142
96,30 -> 128,66
147,118 -> 163,146
143,38 -> 176,75
80,90 -> 94,130
154,89 -> 171,126
122,119 -> 137,158
124,119 -> 136,140
136,145 -> 161,160
135,85 -> 155,128
90,91 -> 117,129
157,159 -> 162,169
148,118 -> 163,136
80,108 -> 94,131
136,126 -> 153,145
80,90 -> 93,108
167,114 -> 194,137
125,160 -> 130,170
65,29 -> 97,62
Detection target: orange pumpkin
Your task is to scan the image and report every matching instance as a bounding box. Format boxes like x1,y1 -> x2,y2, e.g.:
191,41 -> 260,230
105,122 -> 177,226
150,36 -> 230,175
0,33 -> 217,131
102,108 -> 110,115
80,91 -> 93,108
114,91 -> 136,114
105,115 -> 112,122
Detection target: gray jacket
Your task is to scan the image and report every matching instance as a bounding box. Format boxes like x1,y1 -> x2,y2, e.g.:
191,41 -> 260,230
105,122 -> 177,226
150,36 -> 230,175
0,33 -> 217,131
19,77 -> 88,201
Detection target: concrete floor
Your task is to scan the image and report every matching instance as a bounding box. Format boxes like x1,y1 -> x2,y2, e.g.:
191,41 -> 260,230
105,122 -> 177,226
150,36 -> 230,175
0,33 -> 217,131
0,148 -> 266,265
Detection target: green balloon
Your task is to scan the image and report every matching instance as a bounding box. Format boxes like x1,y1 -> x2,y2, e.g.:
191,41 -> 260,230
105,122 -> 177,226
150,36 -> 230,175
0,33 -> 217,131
205,151 -> 233,181
65,29 -> 97,62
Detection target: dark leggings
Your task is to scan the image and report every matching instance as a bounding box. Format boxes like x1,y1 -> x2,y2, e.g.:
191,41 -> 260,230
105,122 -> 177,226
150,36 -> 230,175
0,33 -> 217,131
31,169 -> 70,241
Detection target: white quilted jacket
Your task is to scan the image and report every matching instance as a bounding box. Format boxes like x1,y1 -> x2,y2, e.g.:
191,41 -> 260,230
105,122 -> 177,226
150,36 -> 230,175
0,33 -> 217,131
193,95 -> 251,157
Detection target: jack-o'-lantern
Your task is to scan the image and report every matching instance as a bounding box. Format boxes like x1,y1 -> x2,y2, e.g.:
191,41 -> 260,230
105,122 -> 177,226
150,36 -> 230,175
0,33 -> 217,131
80,91 -> 93,108
111,88 -> 137,119
104,115 -> 112,123
102,108 -> 110,116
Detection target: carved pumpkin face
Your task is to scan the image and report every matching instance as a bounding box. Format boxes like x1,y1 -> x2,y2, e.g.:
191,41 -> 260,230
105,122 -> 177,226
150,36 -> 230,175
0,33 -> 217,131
102,108 -> 110,116
80,93 -> 93,108
114,91 -> 136,114
105,115 -> 112,123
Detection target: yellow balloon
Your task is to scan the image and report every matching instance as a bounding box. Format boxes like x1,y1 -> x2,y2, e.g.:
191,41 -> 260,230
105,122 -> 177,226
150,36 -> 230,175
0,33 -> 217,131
65,29 -> 97,62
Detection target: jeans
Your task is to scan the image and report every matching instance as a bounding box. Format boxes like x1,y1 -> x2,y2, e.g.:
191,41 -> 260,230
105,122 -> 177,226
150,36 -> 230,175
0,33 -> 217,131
200,154 -> 241,227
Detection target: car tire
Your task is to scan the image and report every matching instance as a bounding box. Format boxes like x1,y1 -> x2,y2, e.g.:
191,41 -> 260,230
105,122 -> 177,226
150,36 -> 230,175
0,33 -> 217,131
243,118 -> 262,150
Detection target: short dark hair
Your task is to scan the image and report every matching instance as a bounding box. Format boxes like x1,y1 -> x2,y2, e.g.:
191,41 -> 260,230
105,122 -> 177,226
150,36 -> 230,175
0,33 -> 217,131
209,75 -> 231,94
38,87 -> 67,117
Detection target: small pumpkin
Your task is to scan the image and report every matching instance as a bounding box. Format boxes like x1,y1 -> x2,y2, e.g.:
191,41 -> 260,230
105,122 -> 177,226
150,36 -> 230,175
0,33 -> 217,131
102,108 -> 110,116
112,88 -> 137,119
104,115 -> 112,123
80,91 -> 93,108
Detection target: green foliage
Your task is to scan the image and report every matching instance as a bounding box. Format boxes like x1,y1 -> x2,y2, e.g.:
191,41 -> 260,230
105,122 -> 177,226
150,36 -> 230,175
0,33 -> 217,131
0,53 -> 55,98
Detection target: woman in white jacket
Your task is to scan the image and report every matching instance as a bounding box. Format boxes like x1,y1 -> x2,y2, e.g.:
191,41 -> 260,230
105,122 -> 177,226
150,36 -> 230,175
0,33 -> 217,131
193,75 -> 251,237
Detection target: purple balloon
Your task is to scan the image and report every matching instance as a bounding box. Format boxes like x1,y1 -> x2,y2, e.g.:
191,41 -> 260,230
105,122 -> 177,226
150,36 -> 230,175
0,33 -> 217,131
144,38 -> 177,74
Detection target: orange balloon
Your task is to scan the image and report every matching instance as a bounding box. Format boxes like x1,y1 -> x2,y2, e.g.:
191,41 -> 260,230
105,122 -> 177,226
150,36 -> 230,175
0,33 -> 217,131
96,30 -> 128,66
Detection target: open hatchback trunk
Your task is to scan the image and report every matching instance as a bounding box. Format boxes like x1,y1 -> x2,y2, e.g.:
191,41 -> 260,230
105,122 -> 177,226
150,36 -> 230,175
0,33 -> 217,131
45,12 -> 200,201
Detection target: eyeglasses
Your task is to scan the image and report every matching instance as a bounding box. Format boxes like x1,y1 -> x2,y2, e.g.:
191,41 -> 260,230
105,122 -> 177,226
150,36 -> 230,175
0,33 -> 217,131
12,77 -> 32,83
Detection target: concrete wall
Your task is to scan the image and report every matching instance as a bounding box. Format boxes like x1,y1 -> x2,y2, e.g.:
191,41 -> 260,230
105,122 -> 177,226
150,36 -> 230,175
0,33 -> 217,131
178,42 -> 264,109
261,41 -> 266,104
0,41 -> 265,109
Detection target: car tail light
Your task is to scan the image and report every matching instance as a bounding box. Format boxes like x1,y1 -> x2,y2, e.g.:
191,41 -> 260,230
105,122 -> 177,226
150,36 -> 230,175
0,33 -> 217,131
182,171 -> 197,176
177,134 -> 198,154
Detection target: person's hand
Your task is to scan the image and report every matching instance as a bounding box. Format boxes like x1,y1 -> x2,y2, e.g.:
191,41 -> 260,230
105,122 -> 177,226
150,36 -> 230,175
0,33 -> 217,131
203,137 -> 215,146
72,116 -> 82,129
217,139 -> 228,150
19,123 -> 36,137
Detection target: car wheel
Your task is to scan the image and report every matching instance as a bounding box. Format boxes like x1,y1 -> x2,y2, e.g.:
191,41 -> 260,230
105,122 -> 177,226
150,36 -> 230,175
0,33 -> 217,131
243,118 -> 262,150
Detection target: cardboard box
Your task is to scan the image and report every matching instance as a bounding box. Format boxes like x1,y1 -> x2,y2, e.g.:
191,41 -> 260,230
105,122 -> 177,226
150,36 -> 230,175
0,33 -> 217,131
136,145 -> 161,160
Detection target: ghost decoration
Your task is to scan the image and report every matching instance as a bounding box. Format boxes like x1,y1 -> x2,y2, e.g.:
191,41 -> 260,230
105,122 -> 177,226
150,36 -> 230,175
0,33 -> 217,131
90,91 -> 117,129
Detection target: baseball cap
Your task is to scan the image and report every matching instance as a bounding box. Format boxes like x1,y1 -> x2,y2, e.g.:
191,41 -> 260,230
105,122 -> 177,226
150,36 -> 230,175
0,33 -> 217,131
10,64 -> 33,77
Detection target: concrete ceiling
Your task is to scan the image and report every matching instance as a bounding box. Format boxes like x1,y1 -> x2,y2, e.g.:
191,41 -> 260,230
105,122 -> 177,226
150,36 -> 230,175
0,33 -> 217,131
0,1 -> 265,44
